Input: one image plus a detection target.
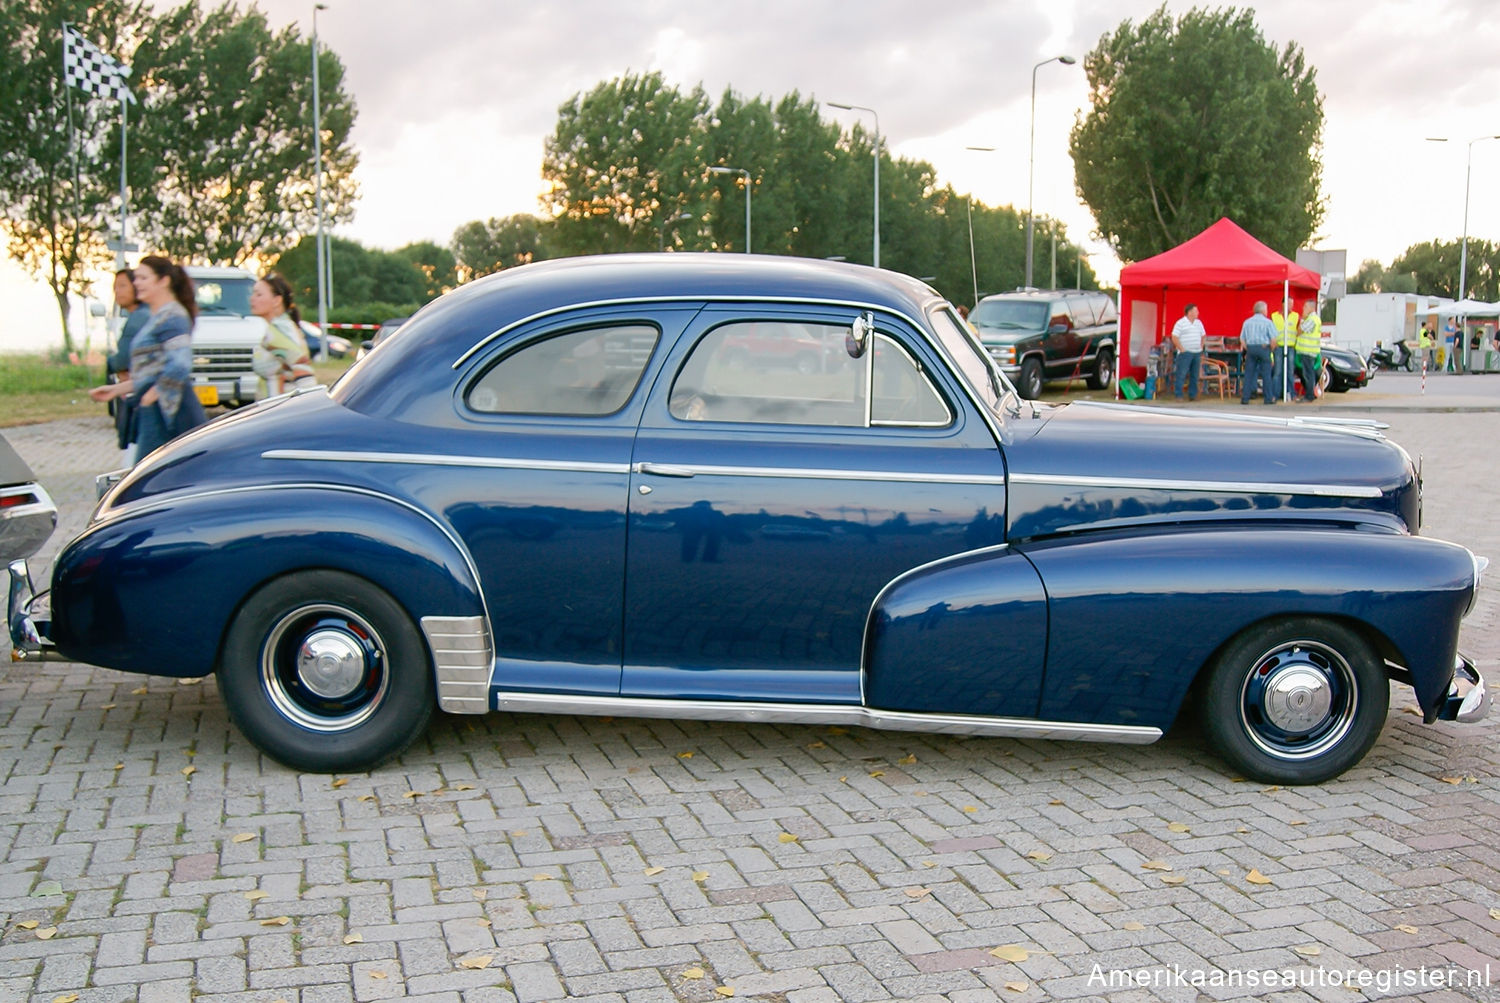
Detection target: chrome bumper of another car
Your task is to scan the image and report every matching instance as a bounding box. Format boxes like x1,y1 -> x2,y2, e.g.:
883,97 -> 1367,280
1438,654 -> 1488,723
7,560 -> 58,662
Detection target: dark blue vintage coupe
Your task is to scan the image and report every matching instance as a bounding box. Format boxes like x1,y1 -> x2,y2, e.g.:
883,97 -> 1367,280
8,255 -> 1488,782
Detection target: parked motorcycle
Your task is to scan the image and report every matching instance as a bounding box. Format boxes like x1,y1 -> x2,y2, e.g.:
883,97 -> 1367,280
1369,340 -> 1414,372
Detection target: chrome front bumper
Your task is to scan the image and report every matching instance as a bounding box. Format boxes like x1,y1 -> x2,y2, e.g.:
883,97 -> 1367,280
7,560 -> 58,662
1437,654 -> 1488,723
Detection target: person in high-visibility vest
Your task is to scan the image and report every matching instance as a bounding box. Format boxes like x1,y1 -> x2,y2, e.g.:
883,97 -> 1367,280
1271,303 -> 1299,403
1419,325 -> 1436,371
1294,299 -> 1322,401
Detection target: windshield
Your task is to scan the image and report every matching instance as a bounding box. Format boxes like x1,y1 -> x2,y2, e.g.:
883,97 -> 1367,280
928,305 -> 1017,418
970,299 -> 1049,332
194,278 -> 254,317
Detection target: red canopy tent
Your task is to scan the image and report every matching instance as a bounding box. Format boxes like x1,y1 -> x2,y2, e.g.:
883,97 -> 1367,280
1117,218 -> 1321,383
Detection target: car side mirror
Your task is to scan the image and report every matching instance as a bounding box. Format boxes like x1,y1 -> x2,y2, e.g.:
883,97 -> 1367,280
847,311 -> 874,358
360,340 -> 373,353
1048,322 -> 1069,335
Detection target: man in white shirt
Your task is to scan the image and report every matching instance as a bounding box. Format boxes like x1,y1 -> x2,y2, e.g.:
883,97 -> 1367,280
1171,303 -> 1207,400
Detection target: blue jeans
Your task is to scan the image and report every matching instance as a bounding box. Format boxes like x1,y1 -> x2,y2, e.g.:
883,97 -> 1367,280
1241,345 -> 1273,403
1173,350 -> 1201,399
1272,346 -> 1294,401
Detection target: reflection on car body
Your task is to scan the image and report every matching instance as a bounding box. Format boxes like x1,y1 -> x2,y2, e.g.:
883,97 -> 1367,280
8,254 -> 1488,784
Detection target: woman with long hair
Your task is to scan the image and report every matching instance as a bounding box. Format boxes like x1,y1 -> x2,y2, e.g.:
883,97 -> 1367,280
107,267 -> 152,456
250,272 -> 317,397
89,255 -> 207,459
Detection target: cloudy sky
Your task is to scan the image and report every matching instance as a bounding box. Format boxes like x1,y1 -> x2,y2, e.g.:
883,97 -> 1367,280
6,0 -> 1499,350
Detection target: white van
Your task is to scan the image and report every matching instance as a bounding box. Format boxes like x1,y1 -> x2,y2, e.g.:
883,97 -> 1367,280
185,266 -> 264,406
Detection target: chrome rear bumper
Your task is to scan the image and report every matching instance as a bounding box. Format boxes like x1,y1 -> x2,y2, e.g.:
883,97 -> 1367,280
7,560 -> 58,662
1437,654 -> 1488,723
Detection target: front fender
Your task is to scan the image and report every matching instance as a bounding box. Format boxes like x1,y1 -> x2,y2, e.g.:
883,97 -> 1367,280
50,486 -> 486,679
1026,526 -> 1477,729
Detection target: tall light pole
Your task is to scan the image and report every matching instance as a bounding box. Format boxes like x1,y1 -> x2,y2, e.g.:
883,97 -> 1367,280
1027,55 -> 1076,288
658,210 -> 693,252
312,3 -> 328,359
708,166 -> 751,252
1427,133 -> 1499,367
965,146 -> 995,307
829,102 -> 880,268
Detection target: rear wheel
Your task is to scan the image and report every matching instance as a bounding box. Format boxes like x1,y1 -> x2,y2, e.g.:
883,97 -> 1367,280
1017,357 -> 1044,399
1087,348 -> 1114,390
1200,618 -> 1387,784
217,570 -> 435,773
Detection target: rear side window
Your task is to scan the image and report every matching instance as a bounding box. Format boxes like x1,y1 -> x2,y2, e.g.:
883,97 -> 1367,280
466,324 -> 659,416
1049,302 -> 1074,331
1067,296 -> 1098,326
1095,296 -> 1119,325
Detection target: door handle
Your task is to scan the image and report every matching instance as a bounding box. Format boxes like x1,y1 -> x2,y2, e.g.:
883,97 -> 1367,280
633,462 -> 696,478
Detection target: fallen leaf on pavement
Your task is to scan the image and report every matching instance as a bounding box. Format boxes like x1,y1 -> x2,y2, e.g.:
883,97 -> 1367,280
692,871 -> 709,883
232,833 -> 256,843
1025,851 -> 1052,862
1439,776 -> 1464,785
343,933 -> 363,944
778,833 -> 799,843
1161,875 -> 1187,885
331,778 -> 348,789
1122,922 -> 1144,931
869,771 -> 885,778
898,754 -> 917,765
1395,924 -> 1419,934
16,921 -> 38,929
677,751 -> 694,759
532,874 -> 553,882
260,917 -> 291,927
1246,869 -> 1272,885
905,887 -> 931,899
131,686 -> 148,695
35,927 -> 57,939
681,967 -> 706,980
476,918 -> 491,928
244,890 -> 268,901
962,805 -> 977,813
1491,908 -> 1500,921
1004,982 -> 1028,993
1167,822 -> 1190,833
1048,799 -> 1063,805
1141,860 -> 1171,871
357,795 -> 377,803
644,866 -> 665,876
458,956 -> 492,970
369,971 -> 387,980
472,889 -> 487,901
181,766 -> 196,777
402,791 -> 424,799
52,995 -> 79,1003
1293,944 -> 1322,957
989,944 -> 1029,962
714,987 -> 735,997
452,783 -> 475,791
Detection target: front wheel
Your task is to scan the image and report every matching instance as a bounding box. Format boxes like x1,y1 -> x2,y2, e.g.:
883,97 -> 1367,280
1017,357 -> 1044,399
1200,618 -> 1388,784
1087,348 -> 1114,390
217,570 -> 435,773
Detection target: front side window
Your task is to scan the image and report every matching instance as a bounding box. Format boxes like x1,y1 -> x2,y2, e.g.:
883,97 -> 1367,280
670,319 -> 949,428
466,324 -> 658,416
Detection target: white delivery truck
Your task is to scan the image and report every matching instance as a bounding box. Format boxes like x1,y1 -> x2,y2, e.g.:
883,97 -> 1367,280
185,266 -> 265,407
1332,293 -> 1452,359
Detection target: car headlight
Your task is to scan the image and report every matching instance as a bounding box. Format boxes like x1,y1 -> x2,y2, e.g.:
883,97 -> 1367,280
989,346 -> 1016,364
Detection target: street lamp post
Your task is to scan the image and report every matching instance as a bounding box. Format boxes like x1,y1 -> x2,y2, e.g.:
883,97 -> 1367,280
707,167 -> 751,252
965,146 -> 995,307
312,2 -> 328,359
1026,55 -> 1076,289
829,102 -> 880,268
1426,133 -> 1500,367
657,211 -> 693,252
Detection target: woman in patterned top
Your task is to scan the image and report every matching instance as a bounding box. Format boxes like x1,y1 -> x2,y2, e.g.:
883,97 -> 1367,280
88,256 -> 207,460
250,273 -> 317,397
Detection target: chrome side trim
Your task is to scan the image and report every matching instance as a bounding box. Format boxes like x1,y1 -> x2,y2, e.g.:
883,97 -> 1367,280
490,690 -> 1162,744
1009,472 -> 1383,499
263,449 -> 631,476
631,461 -> 1007,486
421,615 -> 493,714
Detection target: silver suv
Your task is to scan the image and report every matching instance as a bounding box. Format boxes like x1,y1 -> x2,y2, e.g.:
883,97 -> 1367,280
970,289 -> 1118,399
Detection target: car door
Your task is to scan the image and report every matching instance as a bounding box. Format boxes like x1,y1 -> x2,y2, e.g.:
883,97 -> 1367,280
1042,299 -> 1078,376
447,304 -> 700,696
621,303 -> 1016,707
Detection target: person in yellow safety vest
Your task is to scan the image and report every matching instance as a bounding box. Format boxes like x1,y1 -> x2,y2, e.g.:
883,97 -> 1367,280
1418,325 -> 1435,370
1271,303 -> 1299,403
1294,299 -> 1322,402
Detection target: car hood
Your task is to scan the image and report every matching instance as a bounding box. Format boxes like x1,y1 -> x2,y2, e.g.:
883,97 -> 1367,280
1002,401 -> 1418,539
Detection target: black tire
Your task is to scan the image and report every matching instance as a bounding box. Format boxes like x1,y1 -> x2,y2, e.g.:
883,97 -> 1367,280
1200,617 -> 1387,784
1087,348 -> 1114,390
1018,357 -> 1044,399
217,570 -> 435,773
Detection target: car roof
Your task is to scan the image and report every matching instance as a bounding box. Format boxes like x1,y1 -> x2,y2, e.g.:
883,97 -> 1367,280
978,288 -> 1106,304
184,266 -> 255,279
336,253 -> 947,421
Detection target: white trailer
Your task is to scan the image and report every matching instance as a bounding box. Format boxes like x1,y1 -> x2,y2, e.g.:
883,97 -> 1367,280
1330,293 -> 1450,357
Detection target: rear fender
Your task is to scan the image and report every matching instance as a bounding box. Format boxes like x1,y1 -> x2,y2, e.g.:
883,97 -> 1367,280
50,486 -> 488,689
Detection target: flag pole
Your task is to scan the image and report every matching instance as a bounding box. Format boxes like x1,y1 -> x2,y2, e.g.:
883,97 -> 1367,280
117,94 -> 128,270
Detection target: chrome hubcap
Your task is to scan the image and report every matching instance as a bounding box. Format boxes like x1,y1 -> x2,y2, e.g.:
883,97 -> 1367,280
297,630 -> 369,699
1261,665 -> 1332,733
261,604 -> 388,733
1239,640 -> 1357,761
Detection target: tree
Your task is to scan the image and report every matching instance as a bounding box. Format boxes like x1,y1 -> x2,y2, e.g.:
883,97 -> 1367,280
0,0 -> 143,349
542,72 -> 709,255
451,214 -> 553,279
1391,239 -> 1498,301
128,1 -> 358,265
1070,5 -> 1324,262
395,240 -> 456,299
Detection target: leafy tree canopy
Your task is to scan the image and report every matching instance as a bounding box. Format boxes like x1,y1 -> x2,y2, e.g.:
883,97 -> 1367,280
1070,4 -> 1324,262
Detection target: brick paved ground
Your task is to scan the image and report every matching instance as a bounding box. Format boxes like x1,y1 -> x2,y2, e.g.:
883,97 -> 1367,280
2,406 -> 1499,1003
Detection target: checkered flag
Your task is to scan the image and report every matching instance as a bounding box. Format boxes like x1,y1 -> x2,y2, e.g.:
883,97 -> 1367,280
63,27 -> 135,104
